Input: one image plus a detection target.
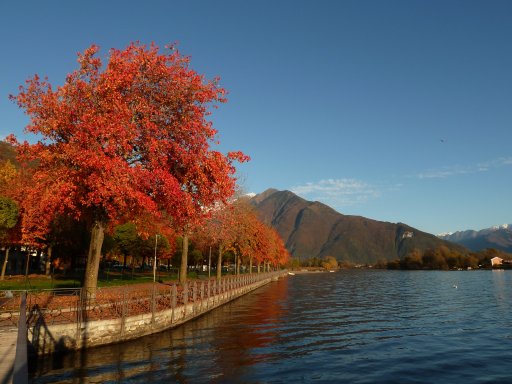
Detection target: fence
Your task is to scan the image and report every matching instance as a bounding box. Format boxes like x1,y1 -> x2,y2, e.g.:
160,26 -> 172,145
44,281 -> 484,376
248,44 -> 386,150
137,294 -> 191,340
0,271 -> 285,354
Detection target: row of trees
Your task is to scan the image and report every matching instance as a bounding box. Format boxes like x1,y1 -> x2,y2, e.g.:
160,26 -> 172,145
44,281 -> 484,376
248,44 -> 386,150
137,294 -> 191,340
107,199 -> 289,277
376,246 -> 508,270
0,42 -> 288,292
287,256 -> 353,270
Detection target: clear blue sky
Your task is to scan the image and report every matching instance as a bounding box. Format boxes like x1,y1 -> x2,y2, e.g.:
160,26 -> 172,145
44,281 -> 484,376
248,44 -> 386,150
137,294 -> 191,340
1,0 -> 511,235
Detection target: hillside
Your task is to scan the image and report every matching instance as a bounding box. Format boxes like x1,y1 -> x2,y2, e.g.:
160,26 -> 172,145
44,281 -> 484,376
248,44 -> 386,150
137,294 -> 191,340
438,224 -> 512,253
0,141 -> 18,166
250,189 -> 467,264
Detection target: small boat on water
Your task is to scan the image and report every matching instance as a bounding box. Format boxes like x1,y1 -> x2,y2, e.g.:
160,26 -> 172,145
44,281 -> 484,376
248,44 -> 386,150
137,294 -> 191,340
288,272 -> 296,276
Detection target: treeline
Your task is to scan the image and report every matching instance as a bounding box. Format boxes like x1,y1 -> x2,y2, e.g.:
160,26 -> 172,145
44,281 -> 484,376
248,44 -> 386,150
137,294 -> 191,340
286,247 -> 512,272
0,190 -> 289,280
375,246 -> 510,270
287,256 -> 354,270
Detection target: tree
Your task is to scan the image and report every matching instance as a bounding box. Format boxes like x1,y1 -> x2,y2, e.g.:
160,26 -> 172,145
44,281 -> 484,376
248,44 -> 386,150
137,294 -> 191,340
402,249 -> 423,269
195,198 -> 290,277
0,158 -> 21,280
321,256 -> 338,270
287,257 -> 301,269
113,222 -> 140,268
0,197 -> 19,280
10,42 -> 248,293
194,202 -> 239,279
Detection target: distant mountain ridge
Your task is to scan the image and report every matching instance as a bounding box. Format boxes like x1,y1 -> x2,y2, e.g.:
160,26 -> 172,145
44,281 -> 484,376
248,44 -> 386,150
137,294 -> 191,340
250,189 -> 467,264
438,224 -> 512,253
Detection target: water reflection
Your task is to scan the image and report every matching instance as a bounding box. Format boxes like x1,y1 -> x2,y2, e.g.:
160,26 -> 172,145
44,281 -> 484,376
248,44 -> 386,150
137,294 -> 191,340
32,277 -> 289,383
32,270 -> 512,383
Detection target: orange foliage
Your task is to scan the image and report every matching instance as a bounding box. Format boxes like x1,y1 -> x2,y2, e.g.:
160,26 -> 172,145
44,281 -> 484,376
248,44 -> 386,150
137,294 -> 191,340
9,42 -> 248,243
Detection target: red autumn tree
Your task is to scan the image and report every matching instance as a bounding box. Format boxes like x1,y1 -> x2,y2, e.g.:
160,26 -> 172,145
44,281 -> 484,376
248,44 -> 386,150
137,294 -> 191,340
0,160 -> 22,280
194,202 -> 239,279
195,198 -> 290,276
255,225 -> 289,272
10,42 -> 248,293
231,202 -> 263,274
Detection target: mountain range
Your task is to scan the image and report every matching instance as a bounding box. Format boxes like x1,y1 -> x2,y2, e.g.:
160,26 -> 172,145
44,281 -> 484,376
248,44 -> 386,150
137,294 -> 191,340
438,224 -> 512,253
249,189 -> 467,264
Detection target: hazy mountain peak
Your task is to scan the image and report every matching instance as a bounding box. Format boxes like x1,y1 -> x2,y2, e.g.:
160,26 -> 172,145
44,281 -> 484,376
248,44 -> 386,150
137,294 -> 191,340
438,223 -> 512,253
491,223 -> 510,230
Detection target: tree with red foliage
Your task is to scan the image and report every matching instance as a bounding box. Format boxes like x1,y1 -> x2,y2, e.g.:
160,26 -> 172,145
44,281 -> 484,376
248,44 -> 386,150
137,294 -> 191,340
233,203 -> 266,274
196,199 -> 290,276
258,226 -> 290,272
194,202 -> 238,279
10,42 -> 248,293
0,160 -> 22,280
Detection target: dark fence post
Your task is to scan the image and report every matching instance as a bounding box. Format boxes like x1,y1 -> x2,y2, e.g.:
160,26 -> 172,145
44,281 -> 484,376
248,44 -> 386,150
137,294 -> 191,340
200,281 -> 205,310
171,284 -> 177,323
151,284 -> 156,325
183,282 -> 188,316
121,290 -> 127,336
76,288 -> 83,344
192,282 -> 197,314
13,292 -> 28,384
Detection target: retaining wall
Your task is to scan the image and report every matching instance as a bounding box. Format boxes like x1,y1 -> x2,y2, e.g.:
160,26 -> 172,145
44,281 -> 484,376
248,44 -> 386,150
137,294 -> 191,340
29,273 -> 283,355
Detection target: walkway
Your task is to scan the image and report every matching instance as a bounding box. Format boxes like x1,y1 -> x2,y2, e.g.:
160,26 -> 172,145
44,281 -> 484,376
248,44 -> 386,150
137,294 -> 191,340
0,326 -> 17,384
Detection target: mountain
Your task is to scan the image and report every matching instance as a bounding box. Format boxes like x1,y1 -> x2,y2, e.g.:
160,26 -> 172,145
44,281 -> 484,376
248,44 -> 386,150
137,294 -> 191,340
0,141 -> 18,166
438,224 -> 512,253
250,189 -> 467,264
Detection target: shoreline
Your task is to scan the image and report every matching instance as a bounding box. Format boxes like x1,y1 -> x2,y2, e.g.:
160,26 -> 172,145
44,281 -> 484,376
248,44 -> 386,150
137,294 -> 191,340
288,269 -> 332,274
27,272 -> 287,355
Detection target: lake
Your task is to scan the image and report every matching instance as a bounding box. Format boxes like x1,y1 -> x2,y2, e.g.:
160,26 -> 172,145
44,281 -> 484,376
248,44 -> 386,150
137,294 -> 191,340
30,270 -> 512,383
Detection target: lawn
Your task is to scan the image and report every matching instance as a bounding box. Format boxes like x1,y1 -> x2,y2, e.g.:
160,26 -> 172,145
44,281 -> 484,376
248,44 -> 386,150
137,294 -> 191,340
0,269 -> 208,291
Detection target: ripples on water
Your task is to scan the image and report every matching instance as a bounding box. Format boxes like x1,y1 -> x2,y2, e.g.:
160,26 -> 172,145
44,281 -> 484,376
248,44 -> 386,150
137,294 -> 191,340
31,270 -> 512,383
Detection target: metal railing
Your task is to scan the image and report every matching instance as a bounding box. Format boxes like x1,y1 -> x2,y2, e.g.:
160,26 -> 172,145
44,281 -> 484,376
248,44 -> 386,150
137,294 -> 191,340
1,271 -> 284,331
0,270 -> 284,373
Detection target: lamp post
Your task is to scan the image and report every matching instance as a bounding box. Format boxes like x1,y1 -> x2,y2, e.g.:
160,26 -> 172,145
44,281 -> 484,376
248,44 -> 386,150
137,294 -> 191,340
153,234 -> 159,283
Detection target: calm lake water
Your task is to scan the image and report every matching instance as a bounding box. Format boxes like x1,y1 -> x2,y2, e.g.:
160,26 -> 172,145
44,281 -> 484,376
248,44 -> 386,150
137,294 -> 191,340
31,270 -> 512,383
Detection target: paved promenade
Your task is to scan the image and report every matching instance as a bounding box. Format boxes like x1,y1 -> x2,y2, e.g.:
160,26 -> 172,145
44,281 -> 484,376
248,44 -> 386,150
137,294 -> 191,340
0,326 -> 17,384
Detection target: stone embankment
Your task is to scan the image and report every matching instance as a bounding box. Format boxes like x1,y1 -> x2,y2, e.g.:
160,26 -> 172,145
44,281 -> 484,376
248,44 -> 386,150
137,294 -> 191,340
0,271 -> 286,357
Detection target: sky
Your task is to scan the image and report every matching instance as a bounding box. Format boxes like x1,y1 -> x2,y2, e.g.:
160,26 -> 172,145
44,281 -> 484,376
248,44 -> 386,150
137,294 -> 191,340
1,0 -> 511,235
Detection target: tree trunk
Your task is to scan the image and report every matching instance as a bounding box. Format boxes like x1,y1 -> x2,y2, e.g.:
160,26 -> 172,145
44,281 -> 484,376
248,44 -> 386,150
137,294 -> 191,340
35,249 -> 42,273
257,262 -> 261,274
236,254 -> 240,275
249,256 -> 253,275
83,220 -> 106,297
45,246 -> 52,276
216,244 -> 223,280
25,251 -> 30,276
0,248 -> 10,281
179,234 -> 189,284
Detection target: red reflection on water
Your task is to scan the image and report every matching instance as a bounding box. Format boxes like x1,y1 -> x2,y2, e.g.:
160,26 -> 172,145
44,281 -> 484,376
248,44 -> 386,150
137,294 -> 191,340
201,277 -> 290,379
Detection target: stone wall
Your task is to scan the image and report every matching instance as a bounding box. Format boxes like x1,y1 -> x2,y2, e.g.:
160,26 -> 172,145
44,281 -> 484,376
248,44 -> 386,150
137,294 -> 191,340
29,275 -> 281,355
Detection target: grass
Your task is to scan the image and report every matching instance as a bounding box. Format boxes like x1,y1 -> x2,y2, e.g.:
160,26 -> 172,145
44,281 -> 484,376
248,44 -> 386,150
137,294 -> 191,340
0,270 -> 219,291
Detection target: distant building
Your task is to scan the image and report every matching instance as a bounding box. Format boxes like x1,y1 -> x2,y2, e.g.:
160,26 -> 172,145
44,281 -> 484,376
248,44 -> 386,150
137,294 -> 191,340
491,257 -> 503,266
